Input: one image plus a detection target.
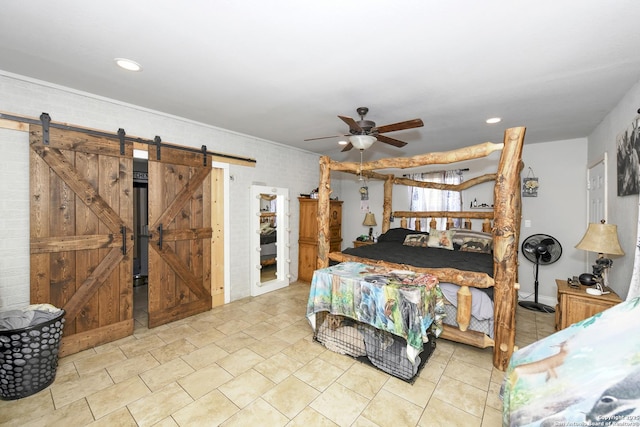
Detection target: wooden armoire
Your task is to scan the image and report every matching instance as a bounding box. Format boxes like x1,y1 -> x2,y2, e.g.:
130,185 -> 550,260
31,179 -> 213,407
298,197 -> 342,282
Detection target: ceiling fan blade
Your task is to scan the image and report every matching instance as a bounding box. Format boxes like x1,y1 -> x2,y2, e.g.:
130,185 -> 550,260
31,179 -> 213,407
338,115 -> 363,132
376,134 -> 408,148
304,134 -> 348,141
341,142 -> 353,152
376,118 -> 424,134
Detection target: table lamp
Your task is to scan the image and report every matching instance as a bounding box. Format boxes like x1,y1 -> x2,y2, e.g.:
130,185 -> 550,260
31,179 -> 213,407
575,220 -> 624,293
363,212 -> 377,241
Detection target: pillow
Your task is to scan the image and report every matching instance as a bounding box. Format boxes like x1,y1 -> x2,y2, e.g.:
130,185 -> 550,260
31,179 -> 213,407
459,237 -> 492,254
403,234 -> 430,247
377,227 -> 428,243
260,222 -> 275,234
427,229 -> 454,250
450,228 -> 493,247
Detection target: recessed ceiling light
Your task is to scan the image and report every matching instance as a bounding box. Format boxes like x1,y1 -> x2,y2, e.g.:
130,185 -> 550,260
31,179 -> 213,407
115,58 -> 142,72
338,140 -> 348,145
486,117 -> 502,124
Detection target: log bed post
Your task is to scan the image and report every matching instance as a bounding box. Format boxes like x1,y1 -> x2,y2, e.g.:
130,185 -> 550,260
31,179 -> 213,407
382,175 -> 393,233
492,126 -> 525,370
317,156 -> 332,271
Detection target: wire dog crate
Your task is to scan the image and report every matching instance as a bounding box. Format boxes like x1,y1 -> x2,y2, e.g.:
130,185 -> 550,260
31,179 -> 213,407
313,311 -> 435,382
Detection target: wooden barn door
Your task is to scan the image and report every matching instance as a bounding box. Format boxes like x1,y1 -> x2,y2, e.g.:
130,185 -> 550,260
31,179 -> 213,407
29,125 -> 134,357
147,145 -> 212,328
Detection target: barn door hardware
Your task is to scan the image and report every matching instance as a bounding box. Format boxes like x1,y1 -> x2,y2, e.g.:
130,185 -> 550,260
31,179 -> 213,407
40,112 -> 51,145
118,128 -> 126,155
154,136 -> 162,160
121,225 -> 128,255
201,145 -> 207,166
0,112 -> 256,165
157,224 -> 164,250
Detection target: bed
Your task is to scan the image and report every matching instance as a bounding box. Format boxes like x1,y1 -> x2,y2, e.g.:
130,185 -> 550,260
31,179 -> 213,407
342,227 -> 497,340
501,296 -> 638,426
315,127 -> 525,370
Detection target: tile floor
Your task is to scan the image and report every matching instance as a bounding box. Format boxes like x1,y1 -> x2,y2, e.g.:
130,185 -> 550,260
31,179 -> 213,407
0,282 -> 555,426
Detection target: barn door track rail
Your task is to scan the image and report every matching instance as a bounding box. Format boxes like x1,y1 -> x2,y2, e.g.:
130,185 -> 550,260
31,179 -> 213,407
0,111 -> 256,166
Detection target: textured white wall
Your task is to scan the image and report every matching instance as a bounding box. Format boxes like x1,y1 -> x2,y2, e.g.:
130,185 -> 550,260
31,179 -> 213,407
517,138 -> 588,305
587,77 -> 640,299
0,72 -> 326,308
0,128 -> 30,310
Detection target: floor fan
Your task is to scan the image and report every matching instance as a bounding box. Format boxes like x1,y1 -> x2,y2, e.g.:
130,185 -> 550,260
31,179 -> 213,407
520,234 -> 562,313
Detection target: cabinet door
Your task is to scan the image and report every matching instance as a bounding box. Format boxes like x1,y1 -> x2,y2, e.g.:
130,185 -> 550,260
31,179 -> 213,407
298,242 -> 317,282
565,297 -> 612,326
299,200 -> 318,241
329,202 -> 342,242
329,203 -> 342,229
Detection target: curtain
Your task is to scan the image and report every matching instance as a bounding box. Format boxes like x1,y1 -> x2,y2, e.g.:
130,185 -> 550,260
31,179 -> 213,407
408,170 -> 463,230
628,198 -> 640,300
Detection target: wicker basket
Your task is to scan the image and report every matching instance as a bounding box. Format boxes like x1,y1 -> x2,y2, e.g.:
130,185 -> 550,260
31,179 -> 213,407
0,309 -> 65,400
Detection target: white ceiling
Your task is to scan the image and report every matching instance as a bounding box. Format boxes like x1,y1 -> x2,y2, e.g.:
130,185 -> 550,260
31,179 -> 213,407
1,1 -> 640,162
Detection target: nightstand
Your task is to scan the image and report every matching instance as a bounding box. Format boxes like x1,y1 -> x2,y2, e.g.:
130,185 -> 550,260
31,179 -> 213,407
555,279 -> 622,330
353,239 -> 375,248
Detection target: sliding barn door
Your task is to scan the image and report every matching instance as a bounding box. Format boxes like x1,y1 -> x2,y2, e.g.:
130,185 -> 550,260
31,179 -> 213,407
29,125 -> 134,357
147,145 -> 212,328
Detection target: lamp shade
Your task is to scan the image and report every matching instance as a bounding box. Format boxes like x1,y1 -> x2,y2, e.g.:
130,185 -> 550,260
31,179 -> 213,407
363,212 -> 377,227
575,221 -> 625,256
350,135 -> 376,150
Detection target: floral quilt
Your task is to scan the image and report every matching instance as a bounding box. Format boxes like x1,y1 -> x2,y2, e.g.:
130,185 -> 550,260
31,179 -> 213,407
306,262 -> 444,361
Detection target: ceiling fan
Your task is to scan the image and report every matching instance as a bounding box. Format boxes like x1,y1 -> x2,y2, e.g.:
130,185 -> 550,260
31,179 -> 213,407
305,107 -> 424,152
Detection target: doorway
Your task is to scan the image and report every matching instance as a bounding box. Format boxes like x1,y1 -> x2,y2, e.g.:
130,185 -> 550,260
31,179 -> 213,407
133,158 -> 149,327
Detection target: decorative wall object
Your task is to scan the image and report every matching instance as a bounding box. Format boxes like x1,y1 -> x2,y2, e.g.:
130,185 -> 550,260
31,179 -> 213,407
616,114 -> 640,196
359,185 -> 369,200
522,167 -> 539,197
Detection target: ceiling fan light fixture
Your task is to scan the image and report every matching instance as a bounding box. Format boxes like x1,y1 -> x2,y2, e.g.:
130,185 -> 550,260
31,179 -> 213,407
115,58 -> 143,72
349,134 -> 376,150
338,140 -> 348,146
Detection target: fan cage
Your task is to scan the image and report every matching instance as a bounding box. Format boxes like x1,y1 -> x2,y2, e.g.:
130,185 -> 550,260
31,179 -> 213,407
521,234 -> 562,265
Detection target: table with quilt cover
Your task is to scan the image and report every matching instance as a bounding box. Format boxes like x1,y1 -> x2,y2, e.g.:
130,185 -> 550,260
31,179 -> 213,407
501,296 -> 640,427
306,261 -> 444,363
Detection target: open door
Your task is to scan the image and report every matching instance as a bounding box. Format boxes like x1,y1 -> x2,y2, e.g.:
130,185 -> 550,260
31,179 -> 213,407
147,144 -> 213,328
29,125 -> 134,357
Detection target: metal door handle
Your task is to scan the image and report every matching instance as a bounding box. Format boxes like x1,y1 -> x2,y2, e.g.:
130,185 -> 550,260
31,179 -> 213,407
157,224 -> 163,249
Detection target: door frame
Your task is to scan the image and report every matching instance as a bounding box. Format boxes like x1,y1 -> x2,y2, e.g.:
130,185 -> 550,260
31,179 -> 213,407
585,152 -> 608,272
210,161 -> 230,306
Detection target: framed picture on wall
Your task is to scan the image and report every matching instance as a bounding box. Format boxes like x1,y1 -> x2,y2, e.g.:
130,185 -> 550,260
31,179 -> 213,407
522,177 -> 539,197
617,115 -> 640,196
